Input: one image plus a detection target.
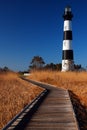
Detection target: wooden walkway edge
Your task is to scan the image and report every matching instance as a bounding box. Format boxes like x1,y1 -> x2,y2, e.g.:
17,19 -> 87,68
21,78 -> 79,130
3,78 -> 80,130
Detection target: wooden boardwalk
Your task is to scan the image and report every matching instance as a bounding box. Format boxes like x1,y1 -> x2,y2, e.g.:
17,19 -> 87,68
3,79 -> 79,130
21,79 -> 79,130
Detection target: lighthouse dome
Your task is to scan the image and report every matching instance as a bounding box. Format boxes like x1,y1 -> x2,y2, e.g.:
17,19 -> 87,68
65,6 -> 71,12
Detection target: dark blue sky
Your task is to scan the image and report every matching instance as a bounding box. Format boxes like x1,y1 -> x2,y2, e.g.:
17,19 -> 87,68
0,0 -> 87,71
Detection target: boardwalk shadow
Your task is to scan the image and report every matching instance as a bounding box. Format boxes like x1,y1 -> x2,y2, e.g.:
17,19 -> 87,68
69,90 -> 87,130
13,89 -> 49,130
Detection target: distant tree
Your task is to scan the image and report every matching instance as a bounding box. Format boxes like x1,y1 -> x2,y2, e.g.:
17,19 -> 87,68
0,67 -> 3,72
44,63 -> 62,71
74,64 -> 81,70
3,66 -> 9,72
0,66 -> 11,73
44,63 -> 55,70
56,63 -> 62,70
29,56 -> 45,70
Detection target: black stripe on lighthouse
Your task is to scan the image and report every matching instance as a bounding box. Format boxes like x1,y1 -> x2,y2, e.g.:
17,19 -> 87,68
62,50 -> 73,60
63,31 -> 72,40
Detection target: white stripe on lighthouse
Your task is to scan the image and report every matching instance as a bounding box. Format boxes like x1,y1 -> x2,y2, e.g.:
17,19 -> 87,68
63,40 -> 72,50
64,20 -> 72,31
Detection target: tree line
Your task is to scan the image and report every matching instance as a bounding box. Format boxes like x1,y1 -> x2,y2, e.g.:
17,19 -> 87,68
0,56 -> 83,74
29,56 -> 82,71
0,66 -> 11,73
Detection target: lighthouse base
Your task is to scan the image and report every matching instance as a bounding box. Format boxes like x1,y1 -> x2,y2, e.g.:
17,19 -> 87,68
62,60 -> 74,72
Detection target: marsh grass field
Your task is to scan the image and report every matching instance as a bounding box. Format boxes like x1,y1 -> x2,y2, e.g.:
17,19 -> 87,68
28,70 -> 87,107
0,72 -> 44,129
28,70 -> 87,129
1,70 -> 87,129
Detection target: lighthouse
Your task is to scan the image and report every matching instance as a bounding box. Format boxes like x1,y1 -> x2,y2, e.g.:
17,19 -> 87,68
62,6 -> 74,71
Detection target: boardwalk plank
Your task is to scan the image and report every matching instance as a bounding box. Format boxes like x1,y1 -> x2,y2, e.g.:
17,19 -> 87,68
23,80 -> 79,130
4,79 -> 79,130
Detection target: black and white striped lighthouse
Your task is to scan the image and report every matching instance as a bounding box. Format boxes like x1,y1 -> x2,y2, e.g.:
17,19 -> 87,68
62,6 -> 74,71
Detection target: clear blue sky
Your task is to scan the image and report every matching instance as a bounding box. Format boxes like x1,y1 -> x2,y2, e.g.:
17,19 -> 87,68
0,0 -> 87,71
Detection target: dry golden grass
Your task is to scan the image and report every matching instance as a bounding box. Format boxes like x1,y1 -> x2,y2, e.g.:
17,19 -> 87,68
29,70 -> 87,107
0,72 -> 43,129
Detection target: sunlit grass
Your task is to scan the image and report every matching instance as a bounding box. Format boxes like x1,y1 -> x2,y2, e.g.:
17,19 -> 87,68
0,72 -> 43,129
28,70 -> 87,107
